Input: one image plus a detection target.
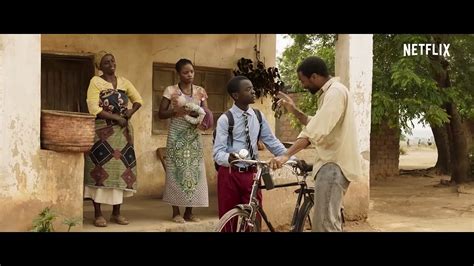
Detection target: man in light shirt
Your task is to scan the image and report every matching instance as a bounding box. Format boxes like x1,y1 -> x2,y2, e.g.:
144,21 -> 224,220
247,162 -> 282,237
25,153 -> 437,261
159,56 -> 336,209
269,56 -> 362,232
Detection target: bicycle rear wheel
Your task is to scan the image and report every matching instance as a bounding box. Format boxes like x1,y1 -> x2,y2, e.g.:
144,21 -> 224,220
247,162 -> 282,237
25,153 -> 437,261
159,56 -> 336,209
294,198 -> 346,232
293,197 -> 313,232
215,208 -> 261,232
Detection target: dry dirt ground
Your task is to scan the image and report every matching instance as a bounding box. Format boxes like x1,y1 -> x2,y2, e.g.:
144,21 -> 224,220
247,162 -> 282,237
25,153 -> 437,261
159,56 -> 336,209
83,145 -> 473,232
346,145 -> 474,232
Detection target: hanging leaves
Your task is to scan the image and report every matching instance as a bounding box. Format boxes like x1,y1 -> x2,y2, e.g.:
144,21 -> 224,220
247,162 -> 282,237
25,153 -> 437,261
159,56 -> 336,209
233,55 -> 286,118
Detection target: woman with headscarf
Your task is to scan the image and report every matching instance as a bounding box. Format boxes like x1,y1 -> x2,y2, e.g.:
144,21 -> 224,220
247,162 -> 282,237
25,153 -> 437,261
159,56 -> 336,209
84,51 -> 143,227
158,58 -> 209,223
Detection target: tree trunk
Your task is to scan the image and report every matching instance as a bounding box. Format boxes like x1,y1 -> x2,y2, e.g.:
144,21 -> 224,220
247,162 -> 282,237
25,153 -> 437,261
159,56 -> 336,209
430,44 -> 472,183
466,119 -> 474,178
464,119 -> 474,149
431,124 -> 451,174
445,102 -> 471,183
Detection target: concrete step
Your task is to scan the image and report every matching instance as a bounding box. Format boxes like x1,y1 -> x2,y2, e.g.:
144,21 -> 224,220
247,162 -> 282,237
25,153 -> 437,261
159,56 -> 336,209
82,196 -> 219,232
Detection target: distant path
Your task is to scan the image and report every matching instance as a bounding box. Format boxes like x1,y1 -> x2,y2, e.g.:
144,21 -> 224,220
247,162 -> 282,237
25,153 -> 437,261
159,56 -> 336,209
399,147 -> 437,170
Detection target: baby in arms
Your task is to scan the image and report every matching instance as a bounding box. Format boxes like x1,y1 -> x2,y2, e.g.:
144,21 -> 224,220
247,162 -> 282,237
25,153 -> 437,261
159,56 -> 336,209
171,92 -> 206,125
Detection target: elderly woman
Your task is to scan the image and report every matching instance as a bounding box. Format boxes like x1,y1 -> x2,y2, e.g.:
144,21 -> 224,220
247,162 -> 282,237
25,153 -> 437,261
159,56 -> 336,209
158,58 -> 209,223
84,51 -> 143,227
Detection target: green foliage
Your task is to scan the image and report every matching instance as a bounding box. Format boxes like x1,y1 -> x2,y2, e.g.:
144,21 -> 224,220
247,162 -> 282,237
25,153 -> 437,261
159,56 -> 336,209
32,207 -> 56,232
234,46 -> 286,118
374,34 -> 474,130
446,34 -> 474,119
32,207 -> 80,232
234,56 -> 285,100
278,34 -> 335,95
278,34 -> 336,128
400,133 -> 406,141
278,34 -> 474,132
63,217 -> 81,232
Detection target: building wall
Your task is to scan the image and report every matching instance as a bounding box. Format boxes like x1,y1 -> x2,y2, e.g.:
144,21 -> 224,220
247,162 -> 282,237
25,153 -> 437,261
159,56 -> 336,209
335,34 -> 373,220
0,35 -> 83,231
41,34 -> 277,198
1,34 -> 376,231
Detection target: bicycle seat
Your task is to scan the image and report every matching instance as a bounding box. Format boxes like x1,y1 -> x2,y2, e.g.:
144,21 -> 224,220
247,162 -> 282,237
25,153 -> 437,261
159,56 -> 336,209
296,160 -> 313,172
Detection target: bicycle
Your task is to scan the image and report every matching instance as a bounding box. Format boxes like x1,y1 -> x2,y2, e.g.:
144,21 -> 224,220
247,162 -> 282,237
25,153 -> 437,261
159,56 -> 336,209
214,151 -> 315,232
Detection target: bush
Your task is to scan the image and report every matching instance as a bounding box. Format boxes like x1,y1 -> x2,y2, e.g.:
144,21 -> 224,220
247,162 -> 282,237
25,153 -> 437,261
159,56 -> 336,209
32,207 -> 80,232
400,147 -> 407,155
32,207 -> 56,232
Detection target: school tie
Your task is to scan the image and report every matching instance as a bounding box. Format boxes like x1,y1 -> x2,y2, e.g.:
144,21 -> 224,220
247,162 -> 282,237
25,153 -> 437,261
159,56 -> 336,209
242,111 -> 255,160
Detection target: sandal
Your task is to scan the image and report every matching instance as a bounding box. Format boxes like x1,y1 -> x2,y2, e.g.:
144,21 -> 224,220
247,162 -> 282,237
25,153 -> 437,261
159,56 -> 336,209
172,215 -> 185,223
110,215 -> 129,225
94,216 -> 107,227
184,215 -> 201,222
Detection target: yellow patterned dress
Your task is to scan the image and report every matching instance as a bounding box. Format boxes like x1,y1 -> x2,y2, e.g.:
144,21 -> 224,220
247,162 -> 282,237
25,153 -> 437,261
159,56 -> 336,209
84,76 -> 143,205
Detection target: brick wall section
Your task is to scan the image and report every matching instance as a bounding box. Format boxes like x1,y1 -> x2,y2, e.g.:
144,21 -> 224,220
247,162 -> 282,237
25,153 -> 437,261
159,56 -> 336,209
275,93 -> 303,142
370,122 -> 400,179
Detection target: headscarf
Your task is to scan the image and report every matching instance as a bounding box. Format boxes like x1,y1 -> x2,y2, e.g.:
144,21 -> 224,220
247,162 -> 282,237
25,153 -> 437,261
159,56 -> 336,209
94,50 -> 110,70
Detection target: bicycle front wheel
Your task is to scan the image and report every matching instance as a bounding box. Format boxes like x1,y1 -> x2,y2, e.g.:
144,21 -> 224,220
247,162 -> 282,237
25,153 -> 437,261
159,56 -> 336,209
215,208 -> 261,232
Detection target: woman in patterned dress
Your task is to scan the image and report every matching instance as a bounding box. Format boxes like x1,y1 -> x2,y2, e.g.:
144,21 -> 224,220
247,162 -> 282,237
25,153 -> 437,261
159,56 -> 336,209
158,59 -> 209,223
84,51 -> 143,227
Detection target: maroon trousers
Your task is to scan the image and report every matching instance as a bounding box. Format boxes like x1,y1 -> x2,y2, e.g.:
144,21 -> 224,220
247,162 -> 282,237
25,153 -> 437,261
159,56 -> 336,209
217,166 -> 262,218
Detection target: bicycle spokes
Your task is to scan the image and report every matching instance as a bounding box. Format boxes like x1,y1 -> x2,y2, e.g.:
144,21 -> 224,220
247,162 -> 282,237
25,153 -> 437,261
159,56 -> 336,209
218,210 -> 255,232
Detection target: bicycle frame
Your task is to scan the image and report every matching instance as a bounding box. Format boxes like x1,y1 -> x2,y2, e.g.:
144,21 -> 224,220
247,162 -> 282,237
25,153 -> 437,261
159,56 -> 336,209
229,159 -> 313,232
259,171 -> 314,232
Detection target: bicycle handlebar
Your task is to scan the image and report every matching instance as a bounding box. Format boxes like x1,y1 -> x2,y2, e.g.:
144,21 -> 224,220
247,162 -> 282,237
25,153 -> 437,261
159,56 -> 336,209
229,158 -> 313,175
230,158 -> 298,167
